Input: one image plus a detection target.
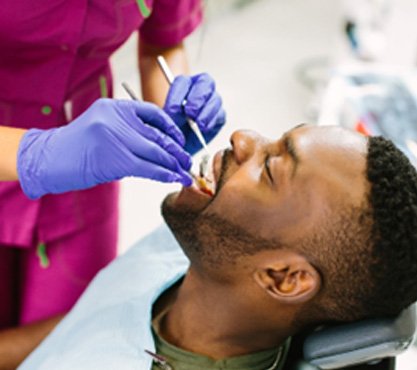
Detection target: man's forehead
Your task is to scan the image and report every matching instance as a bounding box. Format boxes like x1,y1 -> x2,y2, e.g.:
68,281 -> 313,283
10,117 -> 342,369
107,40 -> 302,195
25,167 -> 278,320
283,125 -> 368,155
286,124 -> 364,139
286,125 -> 369,210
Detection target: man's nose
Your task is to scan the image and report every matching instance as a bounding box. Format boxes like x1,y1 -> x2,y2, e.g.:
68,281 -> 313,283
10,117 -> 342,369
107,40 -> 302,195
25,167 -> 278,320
230,130 -> 261,165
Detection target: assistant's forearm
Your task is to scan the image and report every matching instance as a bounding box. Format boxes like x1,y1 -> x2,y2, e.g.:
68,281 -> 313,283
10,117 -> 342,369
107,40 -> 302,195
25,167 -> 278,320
0,126 -> 27,181
0,314 -> 64,370
139,40 -> 189,107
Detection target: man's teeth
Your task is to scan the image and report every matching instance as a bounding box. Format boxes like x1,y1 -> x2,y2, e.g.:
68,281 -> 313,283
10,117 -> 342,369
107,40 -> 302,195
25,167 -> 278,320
195,176 -> 215,196
190,155 -> 216,196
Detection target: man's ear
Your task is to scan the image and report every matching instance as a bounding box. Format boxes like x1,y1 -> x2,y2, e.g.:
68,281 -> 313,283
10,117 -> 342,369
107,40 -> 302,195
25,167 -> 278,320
253,252 -> 321,304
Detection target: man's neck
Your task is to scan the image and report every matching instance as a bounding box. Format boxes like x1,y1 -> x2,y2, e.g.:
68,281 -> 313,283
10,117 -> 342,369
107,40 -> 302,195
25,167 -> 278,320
157,268 -> 291,360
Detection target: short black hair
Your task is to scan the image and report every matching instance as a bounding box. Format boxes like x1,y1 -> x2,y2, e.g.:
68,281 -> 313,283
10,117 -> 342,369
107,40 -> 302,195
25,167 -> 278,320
364,136 -> 417,316
310,136 -> 417,322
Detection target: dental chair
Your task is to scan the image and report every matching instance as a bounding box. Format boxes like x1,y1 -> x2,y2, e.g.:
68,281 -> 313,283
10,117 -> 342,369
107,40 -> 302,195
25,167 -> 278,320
286,304 -> 416,370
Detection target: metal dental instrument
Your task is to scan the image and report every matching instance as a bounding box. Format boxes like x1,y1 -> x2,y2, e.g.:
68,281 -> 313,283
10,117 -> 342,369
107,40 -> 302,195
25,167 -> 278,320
156,55 -> 211,179
121,82 -> 139,101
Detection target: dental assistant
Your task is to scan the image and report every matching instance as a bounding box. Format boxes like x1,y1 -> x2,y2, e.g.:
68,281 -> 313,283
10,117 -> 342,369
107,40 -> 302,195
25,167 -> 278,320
0,0 -> 225,365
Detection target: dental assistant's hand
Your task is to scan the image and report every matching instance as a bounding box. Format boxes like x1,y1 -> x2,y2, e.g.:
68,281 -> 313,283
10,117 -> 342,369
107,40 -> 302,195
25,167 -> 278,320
17,99 -> 192,200
163,73 -> 226,155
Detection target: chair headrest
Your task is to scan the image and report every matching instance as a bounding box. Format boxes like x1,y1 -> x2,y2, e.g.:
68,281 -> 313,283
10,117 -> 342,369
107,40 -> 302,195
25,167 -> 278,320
303,304 -> 416,369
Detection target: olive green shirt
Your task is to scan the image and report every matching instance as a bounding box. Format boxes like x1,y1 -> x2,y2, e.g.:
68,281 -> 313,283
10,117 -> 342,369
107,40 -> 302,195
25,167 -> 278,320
151,313 -> 290,370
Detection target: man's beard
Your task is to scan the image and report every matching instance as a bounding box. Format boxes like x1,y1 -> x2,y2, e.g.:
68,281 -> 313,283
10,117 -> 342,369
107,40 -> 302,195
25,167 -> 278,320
161,149 -> 234,265
161,149 -> 276,269
161,198 -> 201,259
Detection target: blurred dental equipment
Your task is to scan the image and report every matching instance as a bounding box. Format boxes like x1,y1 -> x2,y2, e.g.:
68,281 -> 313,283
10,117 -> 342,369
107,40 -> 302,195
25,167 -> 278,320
343,0 -> 391,61
342,0 -> 417,66
293,1 -> 417,170
156,55 -> 212,179
318,66 -> 417,167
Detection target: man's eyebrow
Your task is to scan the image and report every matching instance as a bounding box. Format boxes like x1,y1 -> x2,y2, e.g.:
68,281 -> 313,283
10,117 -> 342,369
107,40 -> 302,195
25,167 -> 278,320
283,133 -> 300,178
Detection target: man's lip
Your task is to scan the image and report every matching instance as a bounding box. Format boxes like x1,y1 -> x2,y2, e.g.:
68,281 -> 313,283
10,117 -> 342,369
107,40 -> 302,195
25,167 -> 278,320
212,149 -> 224,187
185,183 -> 213,199
173,182 -> 213,212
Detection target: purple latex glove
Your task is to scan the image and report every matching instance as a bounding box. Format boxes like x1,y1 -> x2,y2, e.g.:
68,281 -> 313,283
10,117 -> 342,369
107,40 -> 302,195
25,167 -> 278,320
18,99 -> 192,199
163,73 -> 226,155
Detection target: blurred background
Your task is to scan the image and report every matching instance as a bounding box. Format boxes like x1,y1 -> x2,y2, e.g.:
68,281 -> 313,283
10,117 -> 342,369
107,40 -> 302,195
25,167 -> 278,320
111,0 -> 417,367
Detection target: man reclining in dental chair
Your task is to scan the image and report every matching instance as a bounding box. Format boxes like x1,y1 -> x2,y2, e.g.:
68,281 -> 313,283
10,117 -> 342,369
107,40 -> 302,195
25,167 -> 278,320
20,124 -> 417,370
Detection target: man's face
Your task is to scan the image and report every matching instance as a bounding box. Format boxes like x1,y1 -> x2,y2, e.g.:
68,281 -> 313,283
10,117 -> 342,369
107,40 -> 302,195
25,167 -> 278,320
162,125 -> 368,271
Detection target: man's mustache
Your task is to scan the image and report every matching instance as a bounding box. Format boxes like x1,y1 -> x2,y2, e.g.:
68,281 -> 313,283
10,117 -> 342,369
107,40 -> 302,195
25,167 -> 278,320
214,148 -> 233,196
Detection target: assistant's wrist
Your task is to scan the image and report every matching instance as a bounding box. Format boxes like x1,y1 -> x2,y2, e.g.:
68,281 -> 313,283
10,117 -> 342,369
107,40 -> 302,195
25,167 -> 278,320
0,127 -> 26,181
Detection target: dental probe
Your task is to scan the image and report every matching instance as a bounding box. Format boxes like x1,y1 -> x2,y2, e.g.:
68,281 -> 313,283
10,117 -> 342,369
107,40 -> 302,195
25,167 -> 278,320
156,55 -> 211,178
121,82 -> 139,101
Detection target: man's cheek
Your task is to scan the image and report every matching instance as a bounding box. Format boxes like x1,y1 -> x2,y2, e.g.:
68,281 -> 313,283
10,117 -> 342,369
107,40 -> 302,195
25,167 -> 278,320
208,190 -> 310,241
208,187 -> 265,226
210,181 -> 248,212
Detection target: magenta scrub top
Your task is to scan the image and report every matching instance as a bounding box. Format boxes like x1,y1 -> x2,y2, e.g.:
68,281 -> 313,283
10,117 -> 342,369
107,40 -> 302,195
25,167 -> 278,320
0,0 -> 203,247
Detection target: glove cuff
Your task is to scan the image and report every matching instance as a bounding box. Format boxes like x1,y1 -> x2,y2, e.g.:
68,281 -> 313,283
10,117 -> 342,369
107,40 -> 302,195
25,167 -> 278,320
17,128 -> 52,199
